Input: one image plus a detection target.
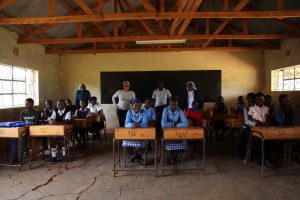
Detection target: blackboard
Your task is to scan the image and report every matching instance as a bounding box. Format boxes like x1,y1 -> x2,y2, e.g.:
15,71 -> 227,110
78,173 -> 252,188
100,70 -> 221,105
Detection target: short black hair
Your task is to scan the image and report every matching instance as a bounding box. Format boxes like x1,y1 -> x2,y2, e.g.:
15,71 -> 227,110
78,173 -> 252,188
169,96 -> 179,102
255,92 -> 264,99
89,96 -> 97,102
265,95 -> 272,100
45,100 -> 53,105
246,92 -> 255,99
58,99 -> 65,104
279,94 -> 289,102
25,98 -> 34,104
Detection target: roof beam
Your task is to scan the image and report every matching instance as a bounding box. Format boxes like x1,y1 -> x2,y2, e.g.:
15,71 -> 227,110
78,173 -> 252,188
2,10 -> 300,25
202,0 -> 250,47
46,46 -> 279,54
170,0 -> 189,35
74,0 -> 117,49
138,0 -> 156,12
121,0 -> 154,35
49,0 -> 55,17
177,0 -> 203,35
0,0 -> 17,9
19,34 -> 300,44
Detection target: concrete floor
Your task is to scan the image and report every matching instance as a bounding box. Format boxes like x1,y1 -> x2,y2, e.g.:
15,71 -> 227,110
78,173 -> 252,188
0,134 -> 300,200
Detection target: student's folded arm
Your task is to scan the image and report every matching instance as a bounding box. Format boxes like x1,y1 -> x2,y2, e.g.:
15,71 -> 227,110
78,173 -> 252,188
140,113 -> 149,128
161,109 -> 173,128
125,111 -> 134,128
151,109 -> 156,121
65,111 -> 72,122
176,110 -> 188,128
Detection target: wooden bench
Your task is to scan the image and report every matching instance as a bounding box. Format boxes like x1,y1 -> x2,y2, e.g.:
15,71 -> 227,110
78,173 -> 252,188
113,128 -> 157,176
0,126 -> 29,171
250,126 -> 300,177
161,127 -> 205,175
29,125 -> 74,169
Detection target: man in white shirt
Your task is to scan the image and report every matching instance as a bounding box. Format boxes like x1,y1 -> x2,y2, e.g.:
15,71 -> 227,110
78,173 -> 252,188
152,81 -> 171,121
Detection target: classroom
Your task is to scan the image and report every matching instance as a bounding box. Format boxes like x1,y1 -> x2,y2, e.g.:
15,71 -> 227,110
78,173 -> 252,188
0,0 -> 300,199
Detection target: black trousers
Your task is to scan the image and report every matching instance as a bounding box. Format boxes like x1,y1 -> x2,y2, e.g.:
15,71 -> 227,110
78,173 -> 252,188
116,109 -> 128,127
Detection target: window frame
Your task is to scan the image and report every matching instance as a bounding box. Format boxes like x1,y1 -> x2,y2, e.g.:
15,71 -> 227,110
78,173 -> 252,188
271,65 -> 300,92
0,63 -> 39,109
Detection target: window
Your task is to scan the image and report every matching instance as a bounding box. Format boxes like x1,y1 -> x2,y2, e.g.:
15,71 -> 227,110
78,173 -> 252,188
271,65 -> 300,91
0,63 -> 39,109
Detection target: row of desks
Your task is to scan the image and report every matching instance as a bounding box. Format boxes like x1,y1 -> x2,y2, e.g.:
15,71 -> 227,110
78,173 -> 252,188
113,127 -> 205,176
0,125 -> 74,171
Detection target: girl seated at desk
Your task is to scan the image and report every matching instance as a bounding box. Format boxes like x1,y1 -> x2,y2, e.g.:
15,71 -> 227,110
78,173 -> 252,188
49,99 -> 72,162
124,98 -> 148,165
185,100 -> 203,127
74,100 -> 91,148
161,96 -> 188,164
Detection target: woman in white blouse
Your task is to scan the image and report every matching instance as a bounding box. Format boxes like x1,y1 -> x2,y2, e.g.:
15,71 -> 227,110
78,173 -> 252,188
112,81 -> 136,127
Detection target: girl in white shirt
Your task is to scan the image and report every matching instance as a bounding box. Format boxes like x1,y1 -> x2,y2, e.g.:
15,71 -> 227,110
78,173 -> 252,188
112,81 -> 136,127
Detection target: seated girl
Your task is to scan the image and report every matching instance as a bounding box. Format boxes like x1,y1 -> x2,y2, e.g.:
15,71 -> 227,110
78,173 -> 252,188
74,100 -> 91,148
161,96 -> 188,164
124,98 -> 149,165
142,98 -> 156,121
185,100 -> 203,126
239,92 -> 269,163
213,96 -> 228,140
87,96 -> 104,140
49,99 -> 72,161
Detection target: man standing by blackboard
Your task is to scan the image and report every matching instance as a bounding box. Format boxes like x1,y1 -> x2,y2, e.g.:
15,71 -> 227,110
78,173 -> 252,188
152,81 -> 172,122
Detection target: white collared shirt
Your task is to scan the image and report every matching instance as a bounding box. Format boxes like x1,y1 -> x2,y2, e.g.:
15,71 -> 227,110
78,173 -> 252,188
246,105 -> 269,126
50,108 -> 71,121
187,91 -> 194,108
87,102 -> 102,114
152,88 -> 172,107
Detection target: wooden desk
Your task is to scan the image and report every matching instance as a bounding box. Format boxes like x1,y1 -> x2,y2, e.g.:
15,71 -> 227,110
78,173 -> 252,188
74,119 -> 89,128
212,114 -> 235,122
113,128 -> 157,176
29,125 -> 74,169
250,126 -> 300,177
161,127 -> 205,175
0,126 -> 28,171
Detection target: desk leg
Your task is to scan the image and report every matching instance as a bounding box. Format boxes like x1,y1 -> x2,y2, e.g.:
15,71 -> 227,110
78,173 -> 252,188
249,135 -> 252,168
261,139 -> 264,177
18,137 -> 21,172
144,142 -> 147,168
155,140 -> 157,176
203,139 -> 206,172
196,140 -> 199,167
118,141 -> 120,167
288,141 -> 291,169
124,147 -> 126,168
64,136 -> 67,170
113,139 -> 116,177
161,139 -> 164,176
182,149 -> 185,167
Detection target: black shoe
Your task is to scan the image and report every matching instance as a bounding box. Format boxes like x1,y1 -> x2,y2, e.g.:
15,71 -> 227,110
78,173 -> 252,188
136,158 -> 144,165
130,154 -> 137,162
50,157 -> 57,162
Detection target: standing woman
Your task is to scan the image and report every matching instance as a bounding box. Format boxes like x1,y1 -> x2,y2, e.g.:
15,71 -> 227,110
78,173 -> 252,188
112,81 -> 136,127
183,81 -> 203,111
75,84 -> 91,107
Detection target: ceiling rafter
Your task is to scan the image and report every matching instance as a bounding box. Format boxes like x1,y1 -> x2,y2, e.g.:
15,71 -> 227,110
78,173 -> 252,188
19,34 -> 300,45
201,0 -> 251,47
120,0 -> 155,35
1,10 -> 300,25
74,0 -> 118,49
0,0 -> 17,9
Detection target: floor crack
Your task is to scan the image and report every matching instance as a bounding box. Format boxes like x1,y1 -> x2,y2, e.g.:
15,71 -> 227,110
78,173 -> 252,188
76,172 -> 105,200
